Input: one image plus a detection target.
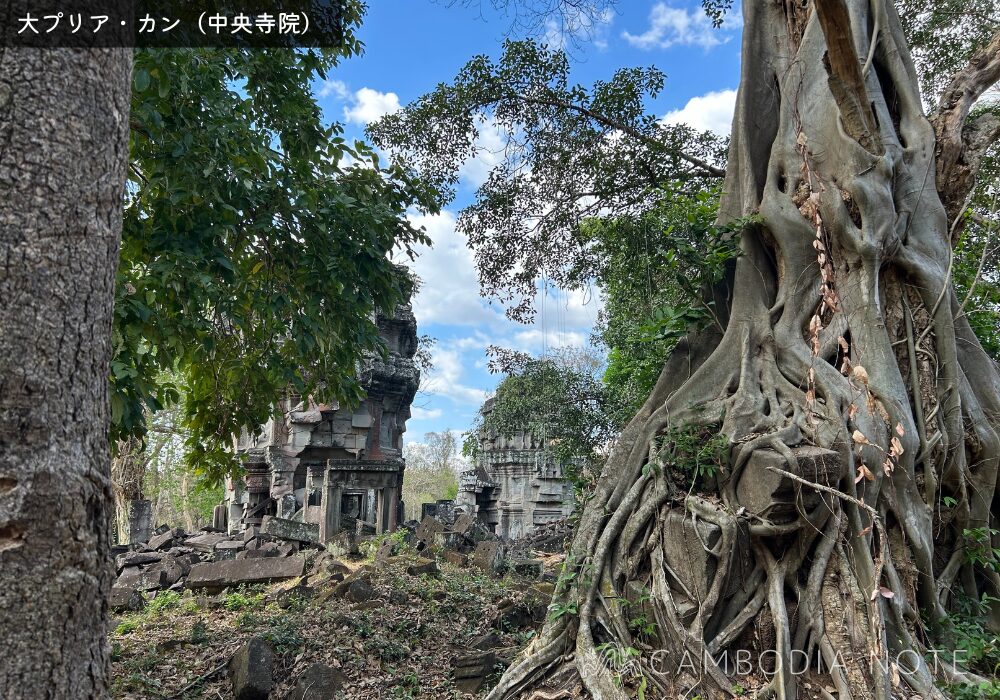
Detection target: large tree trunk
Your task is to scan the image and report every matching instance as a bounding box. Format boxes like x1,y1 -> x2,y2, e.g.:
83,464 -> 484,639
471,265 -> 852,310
0,47 -> 132,697
489,2 -> 1000,699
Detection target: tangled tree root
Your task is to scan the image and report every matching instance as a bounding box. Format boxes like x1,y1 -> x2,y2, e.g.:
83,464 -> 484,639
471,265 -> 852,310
487,2 -> 1000,698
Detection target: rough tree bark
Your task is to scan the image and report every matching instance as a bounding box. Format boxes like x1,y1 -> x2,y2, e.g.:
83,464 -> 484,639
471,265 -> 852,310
0,47 -> 132,698
488,2 -> 1000,699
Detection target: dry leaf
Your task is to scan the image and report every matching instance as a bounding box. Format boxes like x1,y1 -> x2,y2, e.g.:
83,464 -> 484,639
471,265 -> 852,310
895,423 -> 904,436
838,336 -> 850,354
852,365 -> 870,385
891,436 -> 904,456
879,586 -> 895,599
852,430 -> 870,445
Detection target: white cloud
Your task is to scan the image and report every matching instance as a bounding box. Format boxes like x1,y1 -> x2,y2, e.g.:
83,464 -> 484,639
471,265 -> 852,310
544,7 -> 616,51
623,3 -> 728,50
422,346 -> 489,406
662,88 -> 737,135
458,117 -> 507,190
344,87 -> 401,126
403,210 -> 509,329
410,406 -> 443,421
318,79 -> 349,100
510,329 -> 589,353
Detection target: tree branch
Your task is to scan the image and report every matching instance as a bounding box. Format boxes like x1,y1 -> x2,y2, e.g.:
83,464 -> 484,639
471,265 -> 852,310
932,28 -> 1000,229
515,94 -> 727,177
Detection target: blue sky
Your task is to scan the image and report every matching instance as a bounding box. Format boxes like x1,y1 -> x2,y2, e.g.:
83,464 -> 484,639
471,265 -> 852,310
313,1 -> 743,444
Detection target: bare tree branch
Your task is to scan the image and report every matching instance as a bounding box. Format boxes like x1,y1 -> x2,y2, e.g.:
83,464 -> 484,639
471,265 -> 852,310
516,94 -> 727,177
932,28 -> 1000,227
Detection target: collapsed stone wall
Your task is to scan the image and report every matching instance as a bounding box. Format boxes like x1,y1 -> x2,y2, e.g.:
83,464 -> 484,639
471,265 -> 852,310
220,299 -> 420,540
456,398 -> 576,540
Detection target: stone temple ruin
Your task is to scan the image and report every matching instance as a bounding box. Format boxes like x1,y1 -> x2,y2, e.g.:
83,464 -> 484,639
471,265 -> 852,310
216,301 -> 419,542
456,398 -> 576,540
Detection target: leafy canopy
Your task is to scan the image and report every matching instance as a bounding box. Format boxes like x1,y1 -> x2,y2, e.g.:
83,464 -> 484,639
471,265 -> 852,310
369,39 -> 726,322
580,187 -> 743,421
467,347 -> 614,468
116,4 -> 437,479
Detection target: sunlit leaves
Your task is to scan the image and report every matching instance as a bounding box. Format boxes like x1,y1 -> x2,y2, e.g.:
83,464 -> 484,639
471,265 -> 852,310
114,19 -> 437,480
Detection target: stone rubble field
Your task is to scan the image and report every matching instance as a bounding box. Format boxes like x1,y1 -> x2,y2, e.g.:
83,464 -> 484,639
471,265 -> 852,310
109,516 -> 572,699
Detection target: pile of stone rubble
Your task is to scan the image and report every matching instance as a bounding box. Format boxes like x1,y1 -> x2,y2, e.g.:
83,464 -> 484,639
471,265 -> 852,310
110,508 -> 558,614
110,515 -> 337,611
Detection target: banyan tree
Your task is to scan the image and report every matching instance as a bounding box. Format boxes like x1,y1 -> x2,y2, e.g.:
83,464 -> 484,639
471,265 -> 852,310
477,2 -> 1000,699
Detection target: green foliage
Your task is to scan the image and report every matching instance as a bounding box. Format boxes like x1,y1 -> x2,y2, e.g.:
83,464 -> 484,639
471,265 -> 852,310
944,681 -> 1000,700
114,618 -> 140,636
944,592 -> 1000,678
579,188 -> 743,423
359,529 -> 410,561
467,347 -> 612,474
654,424 -> 728,487
963,527 -> 1000,573
370,38 -> 726,322
897,0 -> 999,102
116,7 -> 438,480
140,393 -> 224,529
190,620 -> 209,645
547,600 -> 578,621
952,204 -> 1000,361
595,642 -> 646,695
223,585 -> 266,611
402,431 -> 465,520
146,590 -> 182,614
625,606 -> 656,640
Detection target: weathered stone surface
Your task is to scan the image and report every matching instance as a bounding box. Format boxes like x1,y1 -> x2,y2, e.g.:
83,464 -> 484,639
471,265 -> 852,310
442,550 -> 468,567
496,586 -> 550,631
415,515 -> 445,544
212,503 -> 227,532
331,575 -> 377,604
186,555 -> 305,588
109,587 -> 146,613
228,637 -> 273,700
452,513 -> 496,545
186,532 -> 228,553
406,559 -> 439,577
116,568 -> 167,591
115,551 -> 163,570
452,650 -> 497,693
277,543 -> 297,557
471,541 -> 501,571
287,663 -> 347,700
457,399 -> 577,539
147,556 -> 185,587
660,510 -> 720,600
147,529 -> 179,551
260,515 -> 320,544
509,559 -> 542,577
214,540 -> 244,560
373,538 -> 397,567
309,553 -> 350,581
737,446 -> 840,518
471,631 -> 500,651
